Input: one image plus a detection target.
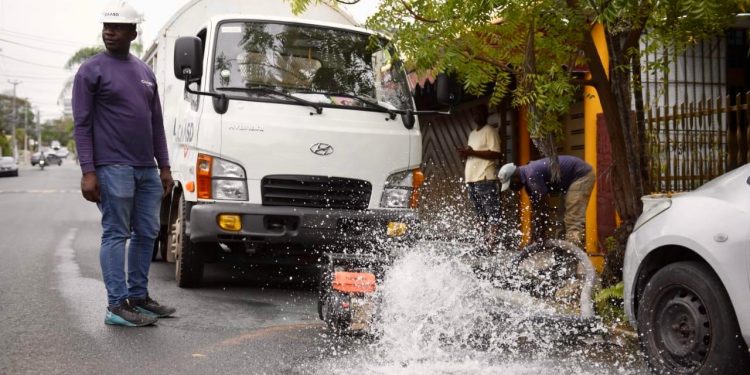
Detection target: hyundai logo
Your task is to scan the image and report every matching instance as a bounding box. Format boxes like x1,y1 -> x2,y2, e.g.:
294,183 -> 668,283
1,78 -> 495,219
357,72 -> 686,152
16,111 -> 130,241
310,143 -> 334,156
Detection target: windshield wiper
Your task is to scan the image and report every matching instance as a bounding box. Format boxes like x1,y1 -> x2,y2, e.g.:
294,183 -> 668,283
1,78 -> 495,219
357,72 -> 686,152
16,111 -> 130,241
294,90 -> 398,120
215,86 -> 323,115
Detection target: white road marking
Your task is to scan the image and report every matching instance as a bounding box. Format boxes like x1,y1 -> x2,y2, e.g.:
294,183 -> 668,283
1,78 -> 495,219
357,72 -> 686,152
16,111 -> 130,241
0,189 -> 79,194
54,228 -> 106,335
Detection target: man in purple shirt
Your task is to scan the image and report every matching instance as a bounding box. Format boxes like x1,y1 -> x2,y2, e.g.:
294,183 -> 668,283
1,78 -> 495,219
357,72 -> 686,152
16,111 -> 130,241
497,155 -> 595,246
73,1 -> 175,327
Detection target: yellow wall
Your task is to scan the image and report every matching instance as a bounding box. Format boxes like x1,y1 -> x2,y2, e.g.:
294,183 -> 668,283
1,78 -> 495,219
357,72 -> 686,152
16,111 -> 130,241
583,23 -> 609,271
519,108 -> 531,245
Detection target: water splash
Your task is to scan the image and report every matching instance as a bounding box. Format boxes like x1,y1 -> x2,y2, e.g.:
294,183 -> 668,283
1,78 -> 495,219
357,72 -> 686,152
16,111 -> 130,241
307,241 -> 645,374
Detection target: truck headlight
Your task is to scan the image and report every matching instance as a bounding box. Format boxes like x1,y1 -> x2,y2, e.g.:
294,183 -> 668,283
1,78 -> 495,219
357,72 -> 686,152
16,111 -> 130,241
197,154 -> 248,200
380,168 -> 424,209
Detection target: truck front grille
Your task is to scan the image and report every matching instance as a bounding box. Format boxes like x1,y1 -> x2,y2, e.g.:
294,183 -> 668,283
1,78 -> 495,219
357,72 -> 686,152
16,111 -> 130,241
261,175 -> 372,210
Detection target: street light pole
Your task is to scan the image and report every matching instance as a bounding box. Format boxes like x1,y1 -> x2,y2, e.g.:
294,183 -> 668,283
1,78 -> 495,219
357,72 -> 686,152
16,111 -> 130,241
8,80 -> 21,161
36,108 -> 41,152
23,103 -> 28,164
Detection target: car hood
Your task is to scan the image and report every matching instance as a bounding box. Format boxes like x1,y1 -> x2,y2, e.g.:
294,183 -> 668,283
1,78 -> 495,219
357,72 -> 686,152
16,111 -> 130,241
680,163 -> 750,213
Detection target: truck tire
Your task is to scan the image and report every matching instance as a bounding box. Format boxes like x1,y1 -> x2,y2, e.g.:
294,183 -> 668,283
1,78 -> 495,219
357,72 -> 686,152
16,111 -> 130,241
171,195 -> 204,288
158,197 -> 173,261
637,261 -> 750,374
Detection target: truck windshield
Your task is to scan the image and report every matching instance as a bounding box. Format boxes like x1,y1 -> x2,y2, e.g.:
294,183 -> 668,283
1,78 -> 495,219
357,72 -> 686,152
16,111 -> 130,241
212,21 -> 413,111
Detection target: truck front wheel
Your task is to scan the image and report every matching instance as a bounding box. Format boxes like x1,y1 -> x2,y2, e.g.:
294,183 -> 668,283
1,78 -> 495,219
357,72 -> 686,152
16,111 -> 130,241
170,195 -> 204,288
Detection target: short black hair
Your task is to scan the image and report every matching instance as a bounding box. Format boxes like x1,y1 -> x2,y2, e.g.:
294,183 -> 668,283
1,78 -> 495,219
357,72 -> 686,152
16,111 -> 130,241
472,103 -> 489,126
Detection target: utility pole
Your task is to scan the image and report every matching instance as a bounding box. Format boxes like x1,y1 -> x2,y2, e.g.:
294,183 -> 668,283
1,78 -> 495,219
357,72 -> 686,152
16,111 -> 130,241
36,108 -> 41,152
8,80 -> 21,161
24,103 -> 29,164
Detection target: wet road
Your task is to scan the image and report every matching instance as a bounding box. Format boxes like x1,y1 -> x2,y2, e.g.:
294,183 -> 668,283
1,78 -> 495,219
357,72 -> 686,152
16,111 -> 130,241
0,161 -> 647,374
0,162 -> 334,374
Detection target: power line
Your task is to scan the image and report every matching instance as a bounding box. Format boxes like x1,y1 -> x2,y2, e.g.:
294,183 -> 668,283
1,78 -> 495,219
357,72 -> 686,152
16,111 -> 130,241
0,54 -> 65,69
0,73 -> 70,80
0,28 -> 87,47
0,38 -> 75,55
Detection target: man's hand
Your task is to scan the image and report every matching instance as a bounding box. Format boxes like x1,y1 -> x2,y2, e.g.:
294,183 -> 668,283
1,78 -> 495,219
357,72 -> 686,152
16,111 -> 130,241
160,167 -> 174,198
456,146 -> 473,158
80,172 -> 100,203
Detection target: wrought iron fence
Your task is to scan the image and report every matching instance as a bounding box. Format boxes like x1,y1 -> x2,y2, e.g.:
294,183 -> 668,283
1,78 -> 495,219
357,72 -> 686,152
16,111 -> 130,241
647,92 -> 748,192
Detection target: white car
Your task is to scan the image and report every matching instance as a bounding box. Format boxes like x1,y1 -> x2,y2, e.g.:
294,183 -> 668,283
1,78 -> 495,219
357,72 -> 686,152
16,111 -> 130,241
0,156 -> 19,177
624,163 -> 750,374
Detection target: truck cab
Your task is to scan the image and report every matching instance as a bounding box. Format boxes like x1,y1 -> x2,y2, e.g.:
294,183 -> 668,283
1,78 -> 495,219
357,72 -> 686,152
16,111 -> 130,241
153,13 -> 424,287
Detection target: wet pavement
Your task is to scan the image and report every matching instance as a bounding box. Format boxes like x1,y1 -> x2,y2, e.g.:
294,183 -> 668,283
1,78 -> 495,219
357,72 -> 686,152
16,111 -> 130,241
0,162 -> 648,374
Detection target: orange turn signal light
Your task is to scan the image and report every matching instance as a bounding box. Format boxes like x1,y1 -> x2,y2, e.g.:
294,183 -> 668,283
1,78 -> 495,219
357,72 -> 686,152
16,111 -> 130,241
197,154 -> 213,199
409,169 -> 425,209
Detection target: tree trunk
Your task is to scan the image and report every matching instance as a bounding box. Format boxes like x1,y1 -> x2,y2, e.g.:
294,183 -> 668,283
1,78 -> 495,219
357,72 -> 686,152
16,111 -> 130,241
581,29 -> 644,286
631,44 -> 652,194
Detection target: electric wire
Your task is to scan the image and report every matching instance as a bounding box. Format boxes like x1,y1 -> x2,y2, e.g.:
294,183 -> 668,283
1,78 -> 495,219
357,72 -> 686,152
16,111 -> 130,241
0,38 -> 75,55
0,29 -> 85,47
0,54 -> 65,69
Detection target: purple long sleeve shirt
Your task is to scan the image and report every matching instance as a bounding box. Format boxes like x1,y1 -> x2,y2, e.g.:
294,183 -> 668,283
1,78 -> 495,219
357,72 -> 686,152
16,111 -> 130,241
72,52 -> 169,174
519,155 -> 593,201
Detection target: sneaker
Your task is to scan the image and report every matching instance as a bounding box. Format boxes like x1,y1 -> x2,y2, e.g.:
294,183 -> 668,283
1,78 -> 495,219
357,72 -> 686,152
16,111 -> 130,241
105,302 -> 158,327
129,295 -> 176,318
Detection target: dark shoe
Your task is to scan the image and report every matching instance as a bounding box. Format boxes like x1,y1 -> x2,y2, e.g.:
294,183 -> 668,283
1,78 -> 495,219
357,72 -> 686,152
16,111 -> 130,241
105,302 -> 158,327
129,295 -> 176,318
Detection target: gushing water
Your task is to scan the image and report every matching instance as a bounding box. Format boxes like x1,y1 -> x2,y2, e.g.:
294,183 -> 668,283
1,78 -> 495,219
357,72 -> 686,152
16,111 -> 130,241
307,241 -> 644,374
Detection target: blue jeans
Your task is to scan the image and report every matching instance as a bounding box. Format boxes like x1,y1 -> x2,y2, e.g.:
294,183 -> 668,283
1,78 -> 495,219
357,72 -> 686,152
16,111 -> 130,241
467,180 -> 502,225
96,165 -> 162,307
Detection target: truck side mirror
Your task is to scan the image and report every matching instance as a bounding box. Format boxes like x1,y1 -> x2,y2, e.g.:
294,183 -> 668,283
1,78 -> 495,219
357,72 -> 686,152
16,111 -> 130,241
174,36 -> 203,81
436,73 -> 462,106
401,110 -> 416,129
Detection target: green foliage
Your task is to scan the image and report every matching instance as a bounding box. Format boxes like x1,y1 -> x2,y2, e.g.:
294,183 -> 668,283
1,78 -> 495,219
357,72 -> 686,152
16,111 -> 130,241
65,46 -> 105,70
0,133 -> 10,156
289,0 -> 743,152
594,281 -> 626,323
41,118 -> 74,147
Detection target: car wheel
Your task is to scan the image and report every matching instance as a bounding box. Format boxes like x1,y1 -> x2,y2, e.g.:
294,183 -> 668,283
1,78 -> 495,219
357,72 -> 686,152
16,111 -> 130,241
170,195 -> 203,288
637,261 -> 750,374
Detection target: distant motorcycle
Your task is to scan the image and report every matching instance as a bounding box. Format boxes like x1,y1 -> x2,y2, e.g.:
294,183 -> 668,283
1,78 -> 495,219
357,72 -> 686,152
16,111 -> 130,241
38,156 -> 46,170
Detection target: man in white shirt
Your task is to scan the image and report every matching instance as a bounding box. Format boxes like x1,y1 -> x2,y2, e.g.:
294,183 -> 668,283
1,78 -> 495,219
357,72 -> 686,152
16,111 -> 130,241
456,104 -> 503,252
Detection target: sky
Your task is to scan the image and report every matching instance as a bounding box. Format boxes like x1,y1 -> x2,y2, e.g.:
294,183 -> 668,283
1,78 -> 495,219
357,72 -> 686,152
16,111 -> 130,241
0,0 -> 380,121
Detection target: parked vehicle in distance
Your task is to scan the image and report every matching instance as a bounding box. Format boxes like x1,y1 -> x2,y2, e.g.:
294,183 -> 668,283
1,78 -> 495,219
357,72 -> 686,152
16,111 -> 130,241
0,157 -> 19,177
31,150 -> 62,166
624,163 -> 750,374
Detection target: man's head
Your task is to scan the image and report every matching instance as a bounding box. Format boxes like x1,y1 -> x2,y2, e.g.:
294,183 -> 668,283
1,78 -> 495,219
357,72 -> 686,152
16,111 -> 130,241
100,1 -> 140,55
498,163 -> 523,192
471,103 -> 489,129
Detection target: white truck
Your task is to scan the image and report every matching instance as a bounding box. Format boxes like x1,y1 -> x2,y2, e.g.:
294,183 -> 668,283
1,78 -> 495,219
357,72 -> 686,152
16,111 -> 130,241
144,0 -> 451,287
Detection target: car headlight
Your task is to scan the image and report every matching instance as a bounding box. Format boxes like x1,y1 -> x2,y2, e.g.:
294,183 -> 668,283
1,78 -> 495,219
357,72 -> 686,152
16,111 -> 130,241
633,196 -> 672,231
197,154 -> 248,200
380,169 -> 424,209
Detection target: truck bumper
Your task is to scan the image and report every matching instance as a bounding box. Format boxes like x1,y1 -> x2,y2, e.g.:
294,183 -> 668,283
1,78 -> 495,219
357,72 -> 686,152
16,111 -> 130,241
189,203 -> 418,245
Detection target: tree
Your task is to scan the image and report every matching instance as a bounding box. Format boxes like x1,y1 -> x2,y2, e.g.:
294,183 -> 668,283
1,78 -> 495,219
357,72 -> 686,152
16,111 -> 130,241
0,95 -> 33,156
64,46 -> 105,70
291,0 -> 744,285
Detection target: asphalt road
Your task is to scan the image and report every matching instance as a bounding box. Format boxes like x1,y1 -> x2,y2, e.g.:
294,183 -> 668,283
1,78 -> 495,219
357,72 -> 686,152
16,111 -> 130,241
0,162 -> 341,375
0,161 -> 647,375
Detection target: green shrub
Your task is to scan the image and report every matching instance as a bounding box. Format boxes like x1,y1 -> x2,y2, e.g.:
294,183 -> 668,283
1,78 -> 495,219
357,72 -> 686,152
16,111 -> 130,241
595,281 -> 626,324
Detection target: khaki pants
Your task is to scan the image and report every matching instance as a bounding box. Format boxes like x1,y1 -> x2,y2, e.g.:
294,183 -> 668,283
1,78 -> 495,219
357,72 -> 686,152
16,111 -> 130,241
564,170 -> 596,246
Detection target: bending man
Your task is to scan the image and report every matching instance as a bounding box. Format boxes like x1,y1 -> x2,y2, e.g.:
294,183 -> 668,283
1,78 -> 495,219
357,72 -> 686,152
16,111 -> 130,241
498,155 -> 595,247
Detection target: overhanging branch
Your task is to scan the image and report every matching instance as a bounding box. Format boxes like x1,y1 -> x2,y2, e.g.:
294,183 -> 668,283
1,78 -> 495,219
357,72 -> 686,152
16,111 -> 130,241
398,0 -> 439,23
